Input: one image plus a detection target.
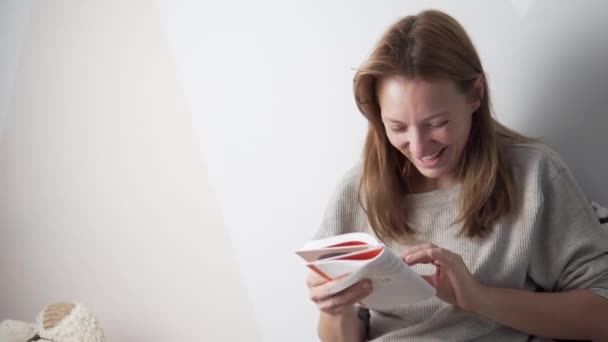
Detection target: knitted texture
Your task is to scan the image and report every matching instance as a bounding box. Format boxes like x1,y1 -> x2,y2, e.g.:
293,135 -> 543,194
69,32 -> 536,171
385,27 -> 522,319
314,143 -> 608,341
35,302 -> 105,342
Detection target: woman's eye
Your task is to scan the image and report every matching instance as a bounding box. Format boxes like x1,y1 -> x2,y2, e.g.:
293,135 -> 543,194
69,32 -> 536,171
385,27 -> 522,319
429,120 -> 448,128
391,126 -> 406,132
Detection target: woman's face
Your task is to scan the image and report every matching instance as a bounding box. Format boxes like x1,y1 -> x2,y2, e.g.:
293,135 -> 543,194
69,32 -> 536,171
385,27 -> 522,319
377,76 -> 480,191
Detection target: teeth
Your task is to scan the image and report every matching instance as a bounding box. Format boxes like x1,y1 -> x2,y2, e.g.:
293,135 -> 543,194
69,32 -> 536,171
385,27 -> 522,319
421,149 -> 442,161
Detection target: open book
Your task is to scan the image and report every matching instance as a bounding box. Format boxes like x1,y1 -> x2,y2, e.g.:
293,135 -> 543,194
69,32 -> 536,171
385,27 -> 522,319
296,232 -> 436,309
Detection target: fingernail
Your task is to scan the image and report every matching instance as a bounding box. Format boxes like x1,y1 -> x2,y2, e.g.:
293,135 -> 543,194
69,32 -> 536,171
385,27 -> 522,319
363,281 -> 372,290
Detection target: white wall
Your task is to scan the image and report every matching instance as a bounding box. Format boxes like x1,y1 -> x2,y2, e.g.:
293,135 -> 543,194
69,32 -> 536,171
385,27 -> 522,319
1,1 -> 607,341
0,1 -> 260,341
0,0 -> 32,140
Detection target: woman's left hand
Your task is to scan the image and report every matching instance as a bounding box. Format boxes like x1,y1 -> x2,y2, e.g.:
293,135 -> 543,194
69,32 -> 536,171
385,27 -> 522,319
401,243 -> 486,311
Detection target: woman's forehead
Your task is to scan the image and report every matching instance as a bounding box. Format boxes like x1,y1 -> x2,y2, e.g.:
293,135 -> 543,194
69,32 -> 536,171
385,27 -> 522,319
378,76 -> 461,121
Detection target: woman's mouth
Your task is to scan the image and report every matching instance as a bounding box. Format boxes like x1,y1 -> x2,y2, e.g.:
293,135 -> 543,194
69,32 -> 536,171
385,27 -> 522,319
418,147 -> 446,168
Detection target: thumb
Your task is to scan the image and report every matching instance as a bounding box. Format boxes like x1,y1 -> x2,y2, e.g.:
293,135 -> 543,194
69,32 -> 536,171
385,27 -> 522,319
421,274 -> 436,287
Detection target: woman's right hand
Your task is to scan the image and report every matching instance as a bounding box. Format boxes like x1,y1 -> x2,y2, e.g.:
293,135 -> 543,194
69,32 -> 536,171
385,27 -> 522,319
306,271 -> 373,315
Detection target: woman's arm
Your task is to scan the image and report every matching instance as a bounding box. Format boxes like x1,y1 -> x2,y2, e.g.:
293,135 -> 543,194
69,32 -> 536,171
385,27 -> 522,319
475,286 -> 608,341
402,244 -> 608,341
318,308 -> 365,342
307,272 -> 371,342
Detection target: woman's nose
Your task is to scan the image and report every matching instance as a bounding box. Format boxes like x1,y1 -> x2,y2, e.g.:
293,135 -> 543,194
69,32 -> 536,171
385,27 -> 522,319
406,129 -> 426,158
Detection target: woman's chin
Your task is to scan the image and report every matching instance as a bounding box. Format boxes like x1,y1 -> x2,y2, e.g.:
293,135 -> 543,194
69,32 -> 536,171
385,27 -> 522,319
413,165 -> 455,183
417,169 -> 445,179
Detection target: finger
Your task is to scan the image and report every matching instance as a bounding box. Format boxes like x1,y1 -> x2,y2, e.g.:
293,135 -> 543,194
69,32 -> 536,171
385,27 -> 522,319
317,280 -> 373,312
421,274 -> 435,286
310,278 -> 370,304
400,243 -> 436,259
306,271 -> 327,288
403,247 -> 455,267
306,271 -> 349,289
309,274 -> 356,303
323,288 -> 372,313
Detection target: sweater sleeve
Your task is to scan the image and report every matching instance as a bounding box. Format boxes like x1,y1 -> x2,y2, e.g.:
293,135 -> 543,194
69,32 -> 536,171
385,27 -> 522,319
528,160 -> 608,300
313,166 -> 369,239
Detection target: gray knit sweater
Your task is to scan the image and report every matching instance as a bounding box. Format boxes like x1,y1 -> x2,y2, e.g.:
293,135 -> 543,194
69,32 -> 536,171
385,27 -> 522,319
314,143 -> 608,341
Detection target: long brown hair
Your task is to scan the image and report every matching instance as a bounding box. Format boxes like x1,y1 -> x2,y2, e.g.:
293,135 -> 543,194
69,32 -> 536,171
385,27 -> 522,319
354,9 -> 533,242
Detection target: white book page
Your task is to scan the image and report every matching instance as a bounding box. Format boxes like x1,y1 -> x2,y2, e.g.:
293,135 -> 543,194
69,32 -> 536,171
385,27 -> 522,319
298,232 -> 379,250
357,248 -> 436,308
295,245 -> 370,262
313,247 -> 435,309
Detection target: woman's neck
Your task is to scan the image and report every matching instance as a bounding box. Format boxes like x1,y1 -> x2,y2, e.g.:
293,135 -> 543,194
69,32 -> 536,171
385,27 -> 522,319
409,172 -> 458,193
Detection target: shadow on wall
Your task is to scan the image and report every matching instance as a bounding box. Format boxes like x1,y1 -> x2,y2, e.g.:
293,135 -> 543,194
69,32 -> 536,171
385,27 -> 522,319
520,1 -> 608,205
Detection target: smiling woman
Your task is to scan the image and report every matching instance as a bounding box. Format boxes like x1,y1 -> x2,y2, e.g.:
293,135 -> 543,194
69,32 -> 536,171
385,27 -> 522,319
377,77 -> 475,192
354,10 -> 534,242
305,8 -> 608,342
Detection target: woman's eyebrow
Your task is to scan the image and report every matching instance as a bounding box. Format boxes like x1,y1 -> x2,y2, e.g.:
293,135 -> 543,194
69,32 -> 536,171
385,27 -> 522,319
423,111 -> 449,121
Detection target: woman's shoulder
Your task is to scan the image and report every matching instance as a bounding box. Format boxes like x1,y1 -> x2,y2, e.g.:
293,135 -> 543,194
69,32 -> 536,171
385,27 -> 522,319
502,141 -> 570,183
314,165 -> 367,239
330,164 -> 362,200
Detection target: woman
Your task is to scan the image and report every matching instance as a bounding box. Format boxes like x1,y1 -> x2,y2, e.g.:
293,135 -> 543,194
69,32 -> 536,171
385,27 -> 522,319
306,9 -> 608,342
